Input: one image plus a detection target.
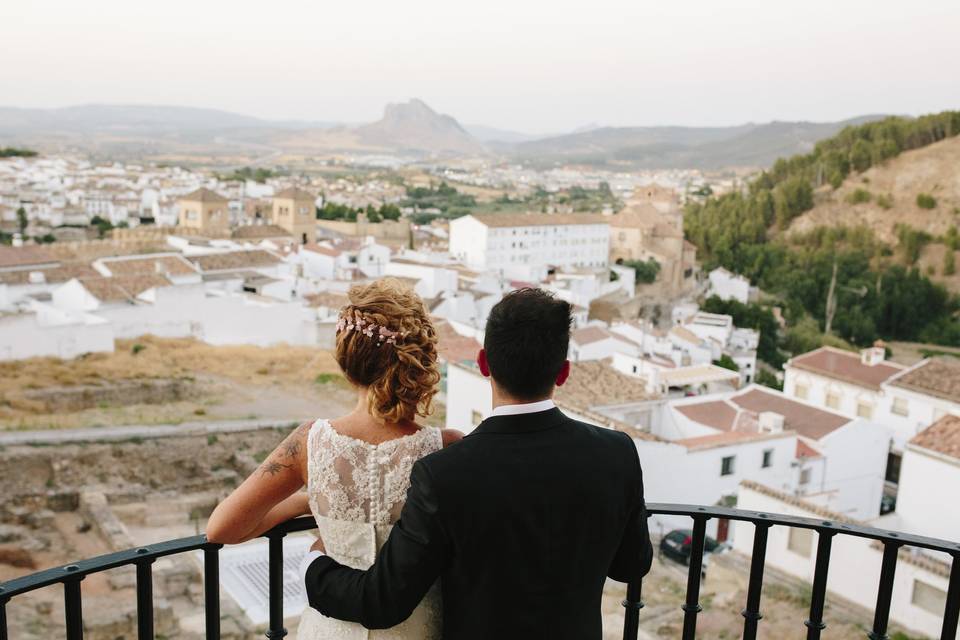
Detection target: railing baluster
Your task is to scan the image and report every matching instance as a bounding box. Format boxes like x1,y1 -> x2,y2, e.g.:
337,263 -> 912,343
266,532 -> 287,639
1,594 -> 8,640
681,516 -> 708,640
64,577 -> 84,640
621,579 -> 644,640
204,544 -> 222,640
804,529 -> 835,640
741,522 -> 770,640
942,553 -> 960,640
868,542 -> 900,640
136,556 -> 155,640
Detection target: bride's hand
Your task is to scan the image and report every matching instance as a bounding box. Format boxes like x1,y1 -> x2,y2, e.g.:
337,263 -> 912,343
310,536 -> 326,553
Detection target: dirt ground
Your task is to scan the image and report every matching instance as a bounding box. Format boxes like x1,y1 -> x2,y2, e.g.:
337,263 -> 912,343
0,336 -> 354,430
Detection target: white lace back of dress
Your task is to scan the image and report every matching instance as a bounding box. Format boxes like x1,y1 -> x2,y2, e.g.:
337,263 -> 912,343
307,419 -> 442,526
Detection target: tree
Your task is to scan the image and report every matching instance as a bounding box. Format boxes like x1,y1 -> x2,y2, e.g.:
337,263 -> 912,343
713,354 -> 739,372
379,204 -> 401,221
849,139 -> 874,172
945,250 -> 956,276
624,258 -> 660,284
16,207 -> 27,234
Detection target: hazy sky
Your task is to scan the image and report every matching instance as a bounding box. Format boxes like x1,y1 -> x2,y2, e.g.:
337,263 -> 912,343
1,0 -> 958,133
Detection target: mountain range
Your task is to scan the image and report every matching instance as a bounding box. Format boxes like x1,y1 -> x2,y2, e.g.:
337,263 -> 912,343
0,100 -> 885,169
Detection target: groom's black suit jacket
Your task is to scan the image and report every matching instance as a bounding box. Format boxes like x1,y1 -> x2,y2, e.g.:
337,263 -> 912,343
305,407 -> 653,639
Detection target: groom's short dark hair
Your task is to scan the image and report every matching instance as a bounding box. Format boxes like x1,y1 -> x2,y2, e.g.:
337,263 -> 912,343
483,288 -> 572,400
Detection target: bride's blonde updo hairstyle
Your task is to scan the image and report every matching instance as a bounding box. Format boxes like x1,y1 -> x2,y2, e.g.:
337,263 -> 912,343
335,278 -> 440,423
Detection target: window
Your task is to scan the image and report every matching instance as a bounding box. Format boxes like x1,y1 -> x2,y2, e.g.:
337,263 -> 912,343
721,456 -> 736,476
795,384 -> 809,400
471,410 -> 483,426
911,580 -> 947,615
857,402 -> 873,419
892,397 -> 909,417
885,452 -> 902,485
787,528 -> 813,557
762,449 -> 774,468
800,468 -> 812,485
825,391 -> 840,410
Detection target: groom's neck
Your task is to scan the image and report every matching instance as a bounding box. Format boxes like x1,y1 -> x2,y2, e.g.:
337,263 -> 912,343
491,384 -> 553,410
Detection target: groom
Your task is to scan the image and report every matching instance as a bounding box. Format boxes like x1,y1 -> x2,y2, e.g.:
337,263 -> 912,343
304,288 -> 653,639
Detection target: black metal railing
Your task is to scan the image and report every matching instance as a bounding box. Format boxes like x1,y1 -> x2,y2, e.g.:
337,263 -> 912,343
1,505 -> 958,640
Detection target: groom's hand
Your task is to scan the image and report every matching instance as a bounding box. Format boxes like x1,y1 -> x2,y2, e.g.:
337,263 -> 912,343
310,537 -> 326,553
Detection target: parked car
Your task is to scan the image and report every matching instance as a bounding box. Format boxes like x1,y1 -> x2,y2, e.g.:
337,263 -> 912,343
659,529 -> 730,567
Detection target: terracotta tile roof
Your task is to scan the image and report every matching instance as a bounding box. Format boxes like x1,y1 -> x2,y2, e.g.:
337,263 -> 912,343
469,213 -> 608,228
231,224 -> 292,239
97,254 -> 198,277
669,325 -> 703,346
555,360 -> 655,409
789,347 -> 903,390
79,274 -> 172,303
304,291 -> 350,310
178,187 -> 228,203
675,430 -> 768,450
740,480 -> 858,525
0,261 -> 97,285
433,319 -> 481,365
0,245 -> 59,270
572,326 -> 615,346
887,357 -> 960,403
675,400 -> 738,431
732,388 -> 850,440
302,243 -> 342,257
189,250 -> 281,272
796,440 -> 823,459
909,414 -> 960,460
273,187 -> 316,200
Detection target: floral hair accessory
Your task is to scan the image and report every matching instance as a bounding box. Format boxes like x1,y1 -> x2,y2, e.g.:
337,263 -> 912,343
336,310 -> 409,346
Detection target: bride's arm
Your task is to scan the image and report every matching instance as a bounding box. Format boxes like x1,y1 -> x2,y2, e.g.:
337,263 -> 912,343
206,421 -> 312,545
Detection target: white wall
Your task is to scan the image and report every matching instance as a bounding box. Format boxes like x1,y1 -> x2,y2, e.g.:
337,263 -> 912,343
896,445 -> 960,542
0,308 -> 114,361
708,268 -> 750,304
784,367 -> 883,424
734,486 -> 954,640
877,383 -> 959,452
569,335 -> 639,363
445,363 -> 492,434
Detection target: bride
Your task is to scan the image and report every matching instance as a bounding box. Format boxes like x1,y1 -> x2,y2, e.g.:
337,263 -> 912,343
206,278 -> 461,639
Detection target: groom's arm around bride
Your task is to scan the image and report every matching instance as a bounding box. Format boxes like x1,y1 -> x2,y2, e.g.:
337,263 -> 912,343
305,288 -> 653,639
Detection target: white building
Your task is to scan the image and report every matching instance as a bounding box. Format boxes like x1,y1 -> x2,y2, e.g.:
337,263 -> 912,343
448,213 -> 609,277
568,326 -> 640,362
0,303 -> 114,361
878,357 -> 960,451
707,267 -> 751,304
665,385 -> 890,520
783,345 -> 905,423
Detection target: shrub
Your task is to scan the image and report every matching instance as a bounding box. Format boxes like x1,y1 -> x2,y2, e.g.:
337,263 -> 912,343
945,250 -> 956,276
845,188 -> 871,205
875,193 -> 894,209
916,193 -> 937,209
131,343 -> 146,355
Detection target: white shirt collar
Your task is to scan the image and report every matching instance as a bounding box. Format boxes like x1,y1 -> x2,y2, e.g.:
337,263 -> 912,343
489,399 -> 556,418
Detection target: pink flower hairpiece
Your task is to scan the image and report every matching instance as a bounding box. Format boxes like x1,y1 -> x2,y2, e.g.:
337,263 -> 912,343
336,311 -> 408,347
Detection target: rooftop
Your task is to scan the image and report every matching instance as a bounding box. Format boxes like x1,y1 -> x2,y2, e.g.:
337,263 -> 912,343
304,291 -> 349,310
78,274 -> 172,303
0,245 -> 59,270
909,414 -> 960,460
273,187 -> 316,201
178,187 -> 228,203
675,386 -> 852,441
190,250 -> 282,272
96,254 -> 198,277
555,360 -> 655,410
433,319 -> 482,365
887,357 -> 960,403
231,224 -> 292,239
468,213 -> 607,228
0,261 -> 98,285
788,346 -> 904,391
571,325 -> 626,346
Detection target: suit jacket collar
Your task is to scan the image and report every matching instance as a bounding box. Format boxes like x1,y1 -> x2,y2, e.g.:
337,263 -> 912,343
471,407 -> 567,435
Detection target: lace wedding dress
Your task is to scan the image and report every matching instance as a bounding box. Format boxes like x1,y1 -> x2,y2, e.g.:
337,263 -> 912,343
296,419 -> 444,640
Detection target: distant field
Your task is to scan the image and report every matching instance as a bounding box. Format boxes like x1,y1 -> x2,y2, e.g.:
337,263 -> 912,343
0,336 -> 348,431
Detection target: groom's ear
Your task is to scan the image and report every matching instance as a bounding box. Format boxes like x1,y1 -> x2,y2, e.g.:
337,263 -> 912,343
555,360 -> 571,387
477,349 -> 491,378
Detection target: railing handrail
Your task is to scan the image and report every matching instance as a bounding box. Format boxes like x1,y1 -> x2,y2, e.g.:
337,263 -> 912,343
1,504 -> 958,640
